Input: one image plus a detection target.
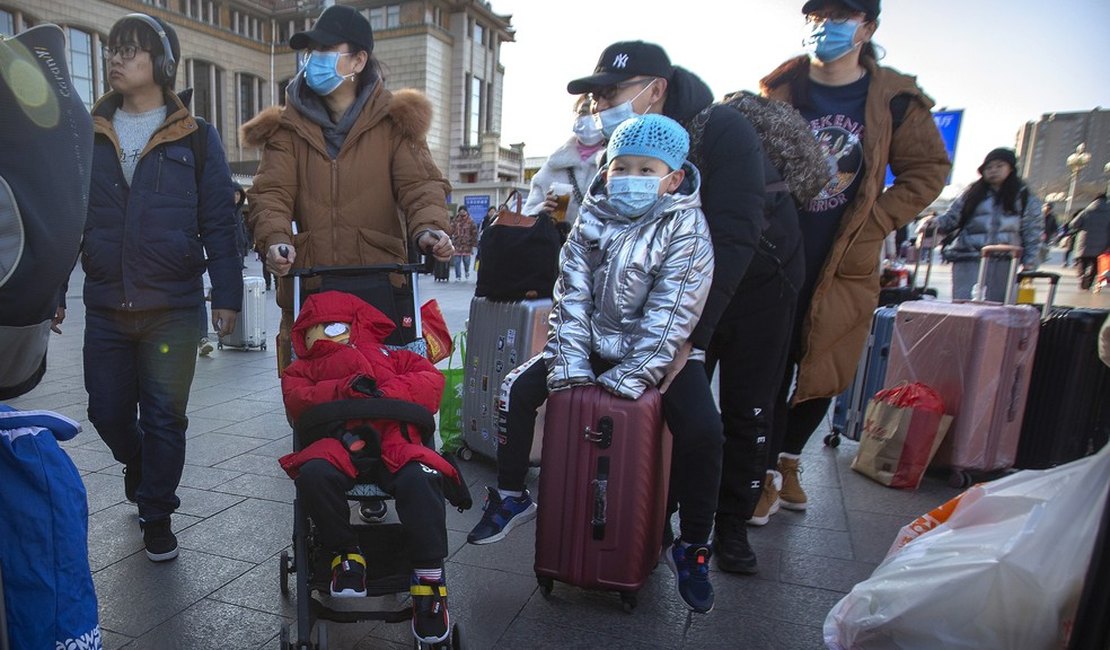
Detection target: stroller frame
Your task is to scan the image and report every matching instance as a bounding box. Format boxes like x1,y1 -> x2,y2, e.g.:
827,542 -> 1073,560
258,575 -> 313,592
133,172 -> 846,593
277,264 -> 461,650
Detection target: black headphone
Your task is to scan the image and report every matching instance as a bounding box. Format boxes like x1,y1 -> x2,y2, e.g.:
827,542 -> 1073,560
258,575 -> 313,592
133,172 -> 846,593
123,13 -> 177,86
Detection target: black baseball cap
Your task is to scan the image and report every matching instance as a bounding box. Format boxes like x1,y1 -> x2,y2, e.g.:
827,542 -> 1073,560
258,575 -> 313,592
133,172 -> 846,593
802,0 -> 881,19
566,41 -> 673,95
289,5 -> 373,52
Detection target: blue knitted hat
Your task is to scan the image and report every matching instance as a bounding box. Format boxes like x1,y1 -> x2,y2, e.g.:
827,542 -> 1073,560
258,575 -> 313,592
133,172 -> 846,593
606,114 -> 689,172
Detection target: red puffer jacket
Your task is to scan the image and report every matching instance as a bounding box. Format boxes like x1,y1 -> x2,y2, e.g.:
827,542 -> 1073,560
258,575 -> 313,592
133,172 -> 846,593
280,291 -> 455,480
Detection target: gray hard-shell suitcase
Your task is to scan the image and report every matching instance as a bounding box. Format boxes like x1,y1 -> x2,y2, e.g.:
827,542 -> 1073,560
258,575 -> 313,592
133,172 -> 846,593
459,297 -> 551,461
218,276 -> 267,350
827,305 -> 899,446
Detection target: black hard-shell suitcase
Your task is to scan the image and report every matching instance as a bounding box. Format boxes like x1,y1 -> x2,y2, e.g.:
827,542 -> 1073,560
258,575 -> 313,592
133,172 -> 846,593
1015,272 -> 1110,469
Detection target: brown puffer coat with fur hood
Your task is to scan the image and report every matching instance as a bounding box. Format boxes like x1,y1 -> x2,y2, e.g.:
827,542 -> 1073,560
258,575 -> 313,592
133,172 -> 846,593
240,83 -> 450,311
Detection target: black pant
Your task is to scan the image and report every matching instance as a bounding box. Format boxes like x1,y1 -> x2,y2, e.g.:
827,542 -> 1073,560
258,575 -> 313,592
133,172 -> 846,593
496,355 -> 723,543
706,254 -> 800,522
770,284 -> 834,460
1077,256 -> 1099,290
296,459 -> 447,568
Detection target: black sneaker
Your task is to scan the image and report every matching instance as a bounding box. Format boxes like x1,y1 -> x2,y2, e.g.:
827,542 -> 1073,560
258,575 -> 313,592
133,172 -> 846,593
357,500 -> 388,524
141,518 -> 179,562
123,458 -> 142,504
329,552 -> 367,598
411,574 -> 450,644
466,486 -> 537,545
715,515 -> 758,575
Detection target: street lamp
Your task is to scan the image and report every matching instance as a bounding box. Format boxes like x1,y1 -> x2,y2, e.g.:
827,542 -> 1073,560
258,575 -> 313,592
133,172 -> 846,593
1064,142 -> 1091,216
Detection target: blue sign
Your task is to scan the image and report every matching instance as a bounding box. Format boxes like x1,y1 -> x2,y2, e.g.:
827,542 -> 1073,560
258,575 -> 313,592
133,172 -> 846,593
463,195 -> 490,225
885,109 -> 963,187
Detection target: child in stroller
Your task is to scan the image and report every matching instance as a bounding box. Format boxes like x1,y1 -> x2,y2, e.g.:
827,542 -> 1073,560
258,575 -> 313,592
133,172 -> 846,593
278,289 -> 467,645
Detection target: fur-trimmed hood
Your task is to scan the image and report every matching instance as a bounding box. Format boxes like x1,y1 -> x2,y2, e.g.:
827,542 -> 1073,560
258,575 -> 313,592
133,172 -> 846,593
240,86 -> 433,149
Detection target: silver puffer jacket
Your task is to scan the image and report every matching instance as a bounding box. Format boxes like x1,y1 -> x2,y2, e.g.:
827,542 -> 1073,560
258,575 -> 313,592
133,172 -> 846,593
544,164 -> 714,399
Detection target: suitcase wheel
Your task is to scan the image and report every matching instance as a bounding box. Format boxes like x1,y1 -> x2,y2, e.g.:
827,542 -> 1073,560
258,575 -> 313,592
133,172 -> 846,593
217,342 -> 223,351
537,575 -> 554,597
619,591 -> 638,612
823,432 -> 841,448
948,470 -> 974,490
457,445 -> 473,462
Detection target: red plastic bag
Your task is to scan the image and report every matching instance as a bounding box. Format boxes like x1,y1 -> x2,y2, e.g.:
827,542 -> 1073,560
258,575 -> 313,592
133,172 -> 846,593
420,299 -> 452,364
851,382 -> 952,489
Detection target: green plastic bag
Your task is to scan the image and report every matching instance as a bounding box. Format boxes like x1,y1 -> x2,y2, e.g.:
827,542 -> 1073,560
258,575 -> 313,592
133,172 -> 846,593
438,331 -> 466,453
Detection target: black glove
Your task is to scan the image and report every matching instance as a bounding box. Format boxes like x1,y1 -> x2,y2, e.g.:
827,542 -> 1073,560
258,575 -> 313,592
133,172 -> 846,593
350,375 -> 383,398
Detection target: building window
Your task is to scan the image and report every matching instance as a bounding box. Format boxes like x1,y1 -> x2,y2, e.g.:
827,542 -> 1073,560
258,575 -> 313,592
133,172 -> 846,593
191,60 -> 224,133
0,9 -> 13,36
238,73 -> 259,128
141,0 -> 169,7
485,80 -> 494,132
187,0 -> 219,27
368,5 -> 400,31
66,27 -> 96,111
277,21 -> 290,44
468,75 -> 482,145
368,8 -> 383,31
472,21 -> 484,45
386,5 -> 400,28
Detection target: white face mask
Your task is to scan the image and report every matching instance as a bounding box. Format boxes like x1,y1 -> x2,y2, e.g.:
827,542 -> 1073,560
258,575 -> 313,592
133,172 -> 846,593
572,114 -> 604,145
593,79 -> 657,138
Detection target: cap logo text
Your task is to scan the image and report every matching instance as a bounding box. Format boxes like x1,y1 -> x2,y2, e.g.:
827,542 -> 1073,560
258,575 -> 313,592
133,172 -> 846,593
612,53 -> 629,69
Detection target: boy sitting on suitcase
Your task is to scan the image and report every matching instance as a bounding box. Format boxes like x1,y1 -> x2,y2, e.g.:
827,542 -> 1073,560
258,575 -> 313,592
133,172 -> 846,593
466,114 -> 724,613
278,290 -> 467,644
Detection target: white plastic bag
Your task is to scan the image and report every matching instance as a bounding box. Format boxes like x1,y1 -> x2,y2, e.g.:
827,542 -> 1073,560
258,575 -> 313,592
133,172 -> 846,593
824,445 -> 1110,650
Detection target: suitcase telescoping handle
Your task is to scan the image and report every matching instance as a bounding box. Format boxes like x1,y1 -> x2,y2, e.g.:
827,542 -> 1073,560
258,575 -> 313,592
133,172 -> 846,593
1015,270 -> 1062,319
976,244 -> 1023,305
912,223 -> 939,293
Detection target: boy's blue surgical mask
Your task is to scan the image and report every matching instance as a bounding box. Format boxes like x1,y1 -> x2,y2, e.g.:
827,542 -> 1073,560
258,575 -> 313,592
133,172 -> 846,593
803,18 -> 862,63
606,175 -> 664,217
593,79 -> 657,138
303,51 -> 354,96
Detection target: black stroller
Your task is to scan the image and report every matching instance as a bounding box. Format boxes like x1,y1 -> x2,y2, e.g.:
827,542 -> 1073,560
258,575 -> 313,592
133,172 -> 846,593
277,263 -> 466,650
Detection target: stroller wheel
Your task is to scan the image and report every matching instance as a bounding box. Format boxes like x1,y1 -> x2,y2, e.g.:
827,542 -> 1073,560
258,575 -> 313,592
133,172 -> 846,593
315,622 -> 328,650
279,550 -> 291,596
279,624 -> 290,650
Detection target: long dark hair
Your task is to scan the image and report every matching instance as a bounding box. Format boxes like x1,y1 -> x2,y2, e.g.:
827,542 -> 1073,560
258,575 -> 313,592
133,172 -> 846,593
960,170 -> 1025,220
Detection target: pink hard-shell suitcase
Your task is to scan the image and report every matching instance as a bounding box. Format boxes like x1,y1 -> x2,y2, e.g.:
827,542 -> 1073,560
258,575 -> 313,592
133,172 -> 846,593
883,245 -> 1040,486
534,385 -> 672,609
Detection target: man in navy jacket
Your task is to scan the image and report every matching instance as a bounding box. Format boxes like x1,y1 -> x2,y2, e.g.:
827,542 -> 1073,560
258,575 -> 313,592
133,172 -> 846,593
82,13 -> 242,562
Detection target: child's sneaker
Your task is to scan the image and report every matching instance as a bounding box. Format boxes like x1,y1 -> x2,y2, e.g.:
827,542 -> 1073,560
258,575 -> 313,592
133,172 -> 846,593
141,518 -> 179,562
663,540 -> 714,614
466,486 -> 537,545
329,552 -> 367,598
357,500 -> 388,524
410,574 -> 450,644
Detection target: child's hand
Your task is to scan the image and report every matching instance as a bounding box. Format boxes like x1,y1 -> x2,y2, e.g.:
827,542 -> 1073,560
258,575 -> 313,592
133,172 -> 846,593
350,375 -> 383,398
660,341 -> 693,394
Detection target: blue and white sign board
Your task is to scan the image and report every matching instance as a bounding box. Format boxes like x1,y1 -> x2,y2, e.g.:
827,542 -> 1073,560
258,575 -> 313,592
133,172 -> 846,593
463,195 -> 490,225
885,109 -> 963,187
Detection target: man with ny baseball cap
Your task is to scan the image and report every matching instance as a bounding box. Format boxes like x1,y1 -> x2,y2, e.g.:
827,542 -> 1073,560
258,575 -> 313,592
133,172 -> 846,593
567,41 -> 674,94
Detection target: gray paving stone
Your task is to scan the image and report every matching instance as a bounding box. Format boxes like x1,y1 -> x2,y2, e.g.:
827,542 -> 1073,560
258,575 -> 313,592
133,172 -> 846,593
778,550 -> 877,595
184,432 -> 270,467
184,414 -> 240,440
175,485 -> 247,519
678,613 -> 824,649
186,383 -> 260,409
64,446 -> 119,473
774,486 -> 850,532
82,471 -> 128,515
240,386 -> 286,404
448,518 -> 537,576
214,452 -> 289,478
497,616 -> 670,649
747,519 -> 855,562
189,397 -> 281,422
87,503 -> 201,572
216,410 -> 293,441
176,498 -> 292,562
98,628 -> 133,649
212,473 -> 296,503
845,510 -> 913,565
246,437 -> 294,459
727,544 -> 783,583
124,597 -> 286,649
712,574 -> 844,629
177,463 -> 243,490
94,549 -> 253,638
796,447 -> 845,490
209,549 -> 296,618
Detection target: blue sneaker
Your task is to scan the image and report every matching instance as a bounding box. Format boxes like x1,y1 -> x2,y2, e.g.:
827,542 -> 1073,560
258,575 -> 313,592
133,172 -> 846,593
663,540 -> 714,613
466,486 -> 537,545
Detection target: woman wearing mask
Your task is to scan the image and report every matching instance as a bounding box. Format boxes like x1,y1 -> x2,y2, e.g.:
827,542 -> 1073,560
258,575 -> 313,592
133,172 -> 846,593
242,5 -> 454,373
521,95 -> 605,226
757,0 -> 950,522
928,148 -> 1042,300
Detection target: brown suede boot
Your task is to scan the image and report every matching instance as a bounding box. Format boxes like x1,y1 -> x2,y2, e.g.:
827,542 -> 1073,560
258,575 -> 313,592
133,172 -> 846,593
777,455 -> 808,510
747,471 -> 781,526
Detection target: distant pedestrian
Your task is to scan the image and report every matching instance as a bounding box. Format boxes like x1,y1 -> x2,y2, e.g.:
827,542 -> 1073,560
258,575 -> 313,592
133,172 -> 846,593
449,207 -> 477,281
928,147 -> 1042,301
1068,194 -> 1110,290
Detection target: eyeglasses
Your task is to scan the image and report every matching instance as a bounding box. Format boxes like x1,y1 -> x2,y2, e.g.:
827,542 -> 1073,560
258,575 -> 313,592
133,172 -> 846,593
589,78 -> 653,103
102,44 -> 146,61
298,50 -> 354,66
805,10 -> 865,25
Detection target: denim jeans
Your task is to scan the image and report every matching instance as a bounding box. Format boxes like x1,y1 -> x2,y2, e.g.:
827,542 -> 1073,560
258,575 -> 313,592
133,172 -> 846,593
452,254 -> 471,279
84,306 -> 200,522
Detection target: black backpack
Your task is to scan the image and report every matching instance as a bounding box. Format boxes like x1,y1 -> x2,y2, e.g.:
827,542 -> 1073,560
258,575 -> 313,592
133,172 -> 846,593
188,118 -> 250,257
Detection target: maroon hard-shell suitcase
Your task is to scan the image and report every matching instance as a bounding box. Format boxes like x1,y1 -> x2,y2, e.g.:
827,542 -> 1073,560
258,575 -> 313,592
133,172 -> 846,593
883,246 -> 1039,486
534,385 -> 672,608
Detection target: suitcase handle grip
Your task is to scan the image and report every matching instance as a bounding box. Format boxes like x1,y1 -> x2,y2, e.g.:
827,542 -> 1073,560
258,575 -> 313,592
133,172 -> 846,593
1016,271 -> 1062,318
583,416 -> 613,449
